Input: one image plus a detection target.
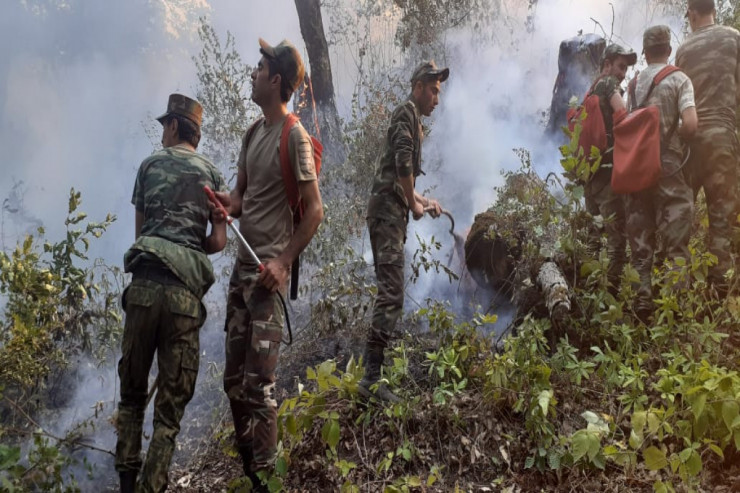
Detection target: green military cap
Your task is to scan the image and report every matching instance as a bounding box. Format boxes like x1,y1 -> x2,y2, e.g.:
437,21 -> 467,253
155,93 -> 203,127
603,43 -> 638,66
410,60 -> 450,84
643,25 -> 672,50
259,38 -> 306,93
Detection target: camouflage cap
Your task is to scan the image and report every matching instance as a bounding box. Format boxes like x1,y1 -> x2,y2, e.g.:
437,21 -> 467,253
155,93 -> 202,127
259,38 -> 305,94
643,25 -> 672,50
602,43 -> 637,66
410,60 -> 450,84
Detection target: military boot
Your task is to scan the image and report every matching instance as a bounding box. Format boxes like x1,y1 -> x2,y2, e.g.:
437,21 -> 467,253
357,346 -> 401,403
237,446 -> 267,493
119,471 -> 137,493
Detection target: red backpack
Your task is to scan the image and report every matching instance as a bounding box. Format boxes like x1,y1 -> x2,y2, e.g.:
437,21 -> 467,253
611,66 -> 682,194
566,77 -> 609,161
246,113 -> 323,298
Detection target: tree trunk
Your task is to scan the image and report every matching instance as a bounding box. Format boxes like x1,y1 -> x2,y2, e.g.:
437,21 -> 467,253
293,0 -> 347,166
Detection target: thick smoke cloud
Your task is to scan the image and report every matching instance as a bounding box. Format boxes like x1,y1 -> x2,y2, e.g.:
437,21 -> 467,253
404,0 -> 686,322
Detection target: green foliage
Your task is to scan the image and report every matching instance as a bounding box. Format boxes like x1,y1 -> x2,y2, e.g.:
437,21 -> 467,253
0,188 -> 121,491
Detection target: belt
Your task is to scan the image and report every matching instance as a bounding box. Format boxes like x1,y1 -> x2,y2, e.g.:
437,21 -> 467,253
132,262 -> 187,288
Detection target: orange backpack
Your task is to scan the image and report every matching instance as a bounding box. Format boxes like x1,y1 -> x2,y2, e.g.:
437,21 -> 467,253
566,77 -> 609,160
611,66 -> 682,194
246,113 -> 323,299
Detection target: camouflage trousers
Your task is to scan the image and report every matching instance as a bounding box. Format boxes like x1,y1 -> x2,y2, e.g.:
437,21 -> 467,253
625,170 -> 694,313
585,169 -> 628,292
687,127 -> 739,283
367,217 -> 406,350
115,275 -> 204,493
223,267 -> 284,474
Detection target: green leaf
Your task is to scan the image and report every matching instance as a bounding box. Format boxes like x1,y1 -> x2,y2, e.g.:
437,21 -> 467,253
407,476 -> 422,487
690,393 -> 707,422
275,456 -> 288,476
524,456 -> 535,469
538,390 -> 552,416
267,476 -> 283,492
571,431 -> 590,462
587,433 -> 601,462
0,445 -> 20,470
654,480 -> 669,493
548,448 -> 561,470
647,413 -> 661,435
581,410 -> 599,424
643,446 -> 667,471
326,419 -> 339,448
708,443 -> 724,459
685,450 -> 702,477
721,401 -> 739,432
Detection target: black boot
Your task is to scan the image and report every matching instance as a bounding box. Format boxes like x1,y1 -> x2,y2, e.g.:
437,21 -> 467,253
119,470 -> 137,493
237,446 -> 267,493
358,345 -> 400,403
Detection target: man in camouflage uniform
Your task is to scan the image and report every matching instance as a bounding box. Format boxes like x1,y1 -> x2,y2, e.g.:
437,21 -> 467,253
584,44 -> 636,295
677,0 -> 740,296
625,26 -> 698,323
360,61 -> 448,402
208,39 -> 323,491
116,94 -> 228,492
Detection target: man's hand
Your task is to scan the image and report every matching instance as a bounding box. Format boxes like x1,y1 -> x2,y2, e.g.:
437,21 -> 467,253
259,256 -> 291,292
411,200 -> 424,220
424,198 -> 442,218
208,191 -> 232,223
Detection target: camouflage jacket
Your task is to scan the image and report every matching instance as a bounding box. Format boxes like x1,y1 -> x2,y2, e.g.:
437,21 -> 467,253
590,75 -> 621,154
367,99 -> 423,223
124,145 -> 227,299
676,24 -> 740,132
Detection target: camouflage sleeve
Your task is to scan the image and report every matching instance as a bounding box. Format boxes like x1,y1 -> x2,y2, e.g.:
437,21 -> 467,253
213,167 -> 228,193
131,160 -> 148,212
592,76 -> 618,100
287,123 -> 317,182
677,74 -> 695,113
389,103 -> 415,178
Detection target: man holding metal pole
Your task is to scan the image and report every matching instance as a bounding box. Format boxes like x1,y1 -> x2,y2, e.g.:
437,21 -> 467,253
115,94 -> 228,493
360,61 -> 449,403
208,38 -> 323,490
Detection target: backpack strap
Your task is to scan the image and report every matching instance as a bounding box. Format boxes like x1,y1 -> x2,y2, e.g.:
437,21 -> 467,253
278,113 -> 302,301
628,76 -> 638,112
638,65 -> 682,108
279,113 -> 301,215
585,74 -> 606,98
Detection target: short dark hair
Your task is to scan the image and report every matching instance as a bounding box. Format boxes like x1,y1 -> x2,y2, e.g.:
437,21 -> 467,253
691,0 -> 716,15
644,44 -> 671,59
165,114 -> 201,148
262,54 -> 294,103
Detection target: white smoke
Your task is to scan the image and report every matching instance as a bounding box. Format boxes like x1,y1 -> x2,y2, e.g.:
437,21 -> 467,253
403,0 -> 687,327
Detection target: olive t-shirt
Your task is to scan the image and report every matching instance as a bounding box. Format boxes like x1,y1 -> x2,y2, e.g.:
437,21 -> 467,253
237,116 -> 317,270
